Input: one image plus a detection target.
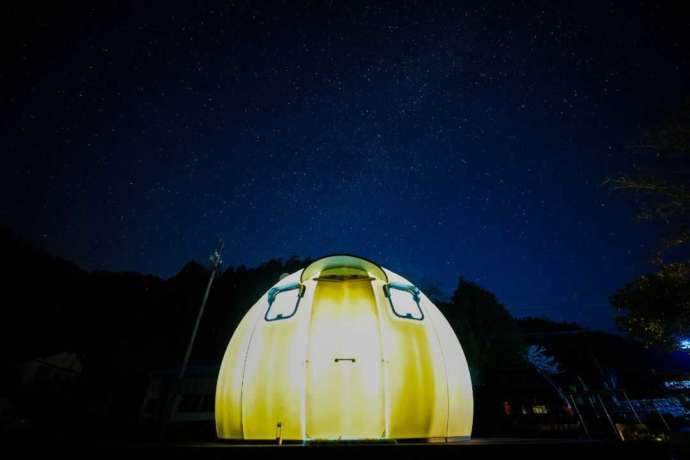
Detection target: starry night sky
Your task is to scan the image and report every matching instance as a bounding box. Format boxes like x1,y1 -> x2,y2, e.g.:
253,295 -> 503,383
3,2 -> 690,331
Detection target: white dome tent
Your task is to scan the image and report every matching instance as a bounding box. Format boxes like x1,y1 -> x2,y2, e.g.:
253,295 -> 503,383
215,254 -> 473,441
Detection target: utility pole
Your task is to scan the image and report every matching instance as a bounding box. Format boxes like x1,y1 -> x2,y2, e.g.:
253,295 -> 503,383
161,239 -> 223,440
178,239 -> 224,380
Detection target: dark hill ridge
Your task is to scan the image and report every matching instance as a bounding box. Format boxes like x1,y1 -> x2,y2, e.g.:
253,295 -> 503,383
1,228 -> 315,441
0,228 -> 309,372
5,226 -> 682,379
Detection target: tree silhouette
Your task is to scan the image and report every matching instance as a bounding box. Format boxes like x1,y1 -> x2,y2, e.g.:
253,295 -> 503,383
609,110 -> 690,348
611,263 -> 690,350
440,278 -> 525,385
524,345 -> 569,407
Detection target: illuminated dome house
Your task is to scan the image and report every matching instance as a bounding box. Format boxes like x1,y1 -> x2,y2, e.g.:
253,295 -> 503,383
215,255 -> 473,441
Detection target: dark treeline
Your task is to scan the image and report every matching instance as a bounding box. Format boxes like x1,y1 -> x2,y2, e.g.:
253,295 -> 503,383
1,227 -> 308,438
1,227 -> 311,369
2,227 -> 688,439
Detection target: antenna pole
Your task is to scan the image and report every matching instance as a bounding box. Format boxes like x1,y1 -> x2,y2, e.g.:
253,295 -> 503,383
179,239 -> 224,380
160,239 -> 224,440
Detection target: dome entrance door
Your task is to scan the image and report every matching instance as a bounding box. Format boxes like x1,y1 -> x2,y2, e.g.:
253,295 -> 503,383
305,277 -> 385,440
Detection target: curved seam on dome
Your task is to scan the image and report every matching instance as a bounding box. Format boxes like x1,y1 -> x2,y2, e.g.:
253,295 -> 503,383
302,279 -> 316,440
423,297 -> 451,438
371,279 -> 389,438
238,293 -> 272,439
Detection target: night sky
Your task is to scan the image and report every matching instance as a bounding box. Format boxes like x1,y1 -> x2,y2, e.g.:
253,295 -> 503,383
3,2 -> 690,332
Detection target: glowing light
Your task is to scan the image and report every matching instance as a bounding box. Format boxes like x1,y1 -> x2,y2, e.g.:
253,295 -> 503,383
664,380 -> 690,390
215,255 -> 473,441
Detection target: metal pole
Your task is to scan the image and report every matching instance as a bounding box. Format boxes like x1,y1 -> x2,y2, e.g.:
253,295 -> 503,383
178,239 -> 224,380
596,393 -> 621,440
655,405 -> 671,433
162,240 -> 223,439
570,393 -> 590,439
622,391 -> 642,424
